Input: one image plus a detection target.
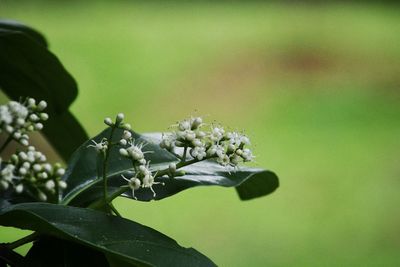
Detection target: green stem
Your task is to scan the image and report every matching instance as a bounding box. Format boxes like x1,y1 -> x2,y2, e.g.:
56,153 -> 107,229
103,127 -> 116,202
4,232 -> 39,250
182,146 -> 188,162
0,134 -> 13,154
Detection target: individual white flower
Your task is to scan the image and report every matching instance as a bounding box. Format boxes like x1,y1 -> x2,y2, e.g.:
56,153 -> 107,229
160,133 -> 176,150
241,148 -> 255,162
141,172 -> 164,198
122,174 -> 141,199
191,117 -> 203,129
190,146 -> 207,160
207,144 -> 225,158
127,144 -> 145,161
217,154 -> 230,166
178,119 -> 191,131
37,100 -> 47,111
87,139 -> 108,152
210,126 -> 225,142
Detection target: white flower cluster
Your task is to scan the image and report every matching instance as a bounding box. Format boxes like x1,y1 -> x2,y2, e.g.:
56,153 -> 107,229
0,98 -> 48,146
88,113 -> 163,198
119,135 -> 163,198
160,117 -> 255,168
0,146 -> 66,202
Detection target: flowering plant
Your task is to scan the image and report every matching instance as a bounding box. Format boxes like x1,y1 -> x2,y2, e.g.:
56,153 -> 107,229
0,21 -> 279,266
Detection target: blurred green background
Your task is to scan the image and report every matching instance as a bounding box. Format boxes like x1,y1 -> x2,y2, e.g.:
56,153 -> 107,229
1,1 -> 400,266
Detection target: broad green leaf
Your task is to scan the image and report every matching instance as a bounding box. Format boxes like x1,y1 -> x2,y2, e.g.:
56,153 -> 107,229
0,203 -> 216,267
0,22 -> 88,161
62,129 -> 278,205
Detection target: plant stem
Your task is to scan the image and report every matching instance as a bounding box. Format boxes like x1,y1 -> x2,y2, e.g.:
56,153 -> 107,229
103,127 -> 116,202
4,232 -> 39,250
182,146 -> 188,162
0,134 -> 13,154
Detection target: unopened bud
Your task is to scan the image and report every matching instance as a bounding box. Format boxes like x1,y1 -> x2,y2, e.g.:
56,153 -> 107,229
116,113 -> 124,123
37,100 -> 47,111
104,117 -> 113,126
119,148 -> 129,157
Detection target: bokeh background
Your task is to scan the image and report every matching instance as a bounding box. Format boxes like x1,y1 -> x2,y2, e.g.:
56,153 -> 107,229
1,1 -> 400,266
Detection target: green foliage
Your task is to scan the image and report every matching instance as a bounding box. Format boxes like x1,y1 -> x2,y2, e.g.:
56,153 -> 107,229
0,20 -> 278,266
0,203 -> 216,267
0,20 -> 87,161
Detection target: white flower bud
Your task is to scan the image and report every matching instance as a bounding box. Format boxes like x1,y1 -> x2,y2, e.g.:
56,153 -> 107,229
37,100 -> 47,111
122,123 -> 131,130
179,120 -> 191,131
119,139 -> 127,146
56,168 -> 65,177
40,113 -> 49,121
196,131 -> 206,139
104,117 -> 113,126
0,180 -> 9,190
138,159 -> 146,165
34,123 -> 44,130
116,113 -> 124,123
16,118 -> 25,126
38,172 -> 48,179
192,139 -> 203,147
45,180 -> 55,190
20,138 -> 29,146
27,98 -> 36,107
5,125 -> 13,133
19,167 -> 27,175
13,132 -> 22,139
15,184 -> 24,193
22,162 -> 30,169
169,163 -> 176,173
119,148 -> 129,157
58,180 -> 67,189
33,164 -> 42,172
43,163 -> 52,172
29,114 -> 39,122
185,131 -> 196,141
18,152 -> 28,161
192,117 -> 203,129
38,191 -> 47,201
122,130 -> 132,140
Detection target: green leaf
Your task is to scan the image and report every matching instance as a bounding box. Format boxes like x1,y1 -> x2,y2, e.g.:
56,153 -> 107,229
0,21 -> 88,161
62,129 -> 278,205
0,203 -> 216,267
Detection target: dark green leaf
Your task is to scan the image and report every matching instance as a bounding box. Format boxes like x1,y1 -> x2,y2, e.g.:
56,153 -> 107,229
0,20 -> 47,47
62,129 -> 278,205
0,22 -> 88,161
0,203 -> 216,267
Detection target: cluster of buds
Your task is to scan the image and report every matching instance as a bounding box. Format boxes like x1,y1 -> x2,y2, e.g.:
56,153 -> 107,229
88,113 -> 163,198
0,146 -> 66,202
0,98 -> 48,146
160,117 -> 254,168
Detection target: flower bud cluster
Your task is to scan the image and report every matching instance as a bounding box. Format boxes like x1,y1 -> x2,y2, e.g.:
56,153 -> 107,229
160,117 -> 254,168
0,98 -> 48,146
90,113 -> 164,198
120,139 -> 163,198
0,146 -> 66,202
